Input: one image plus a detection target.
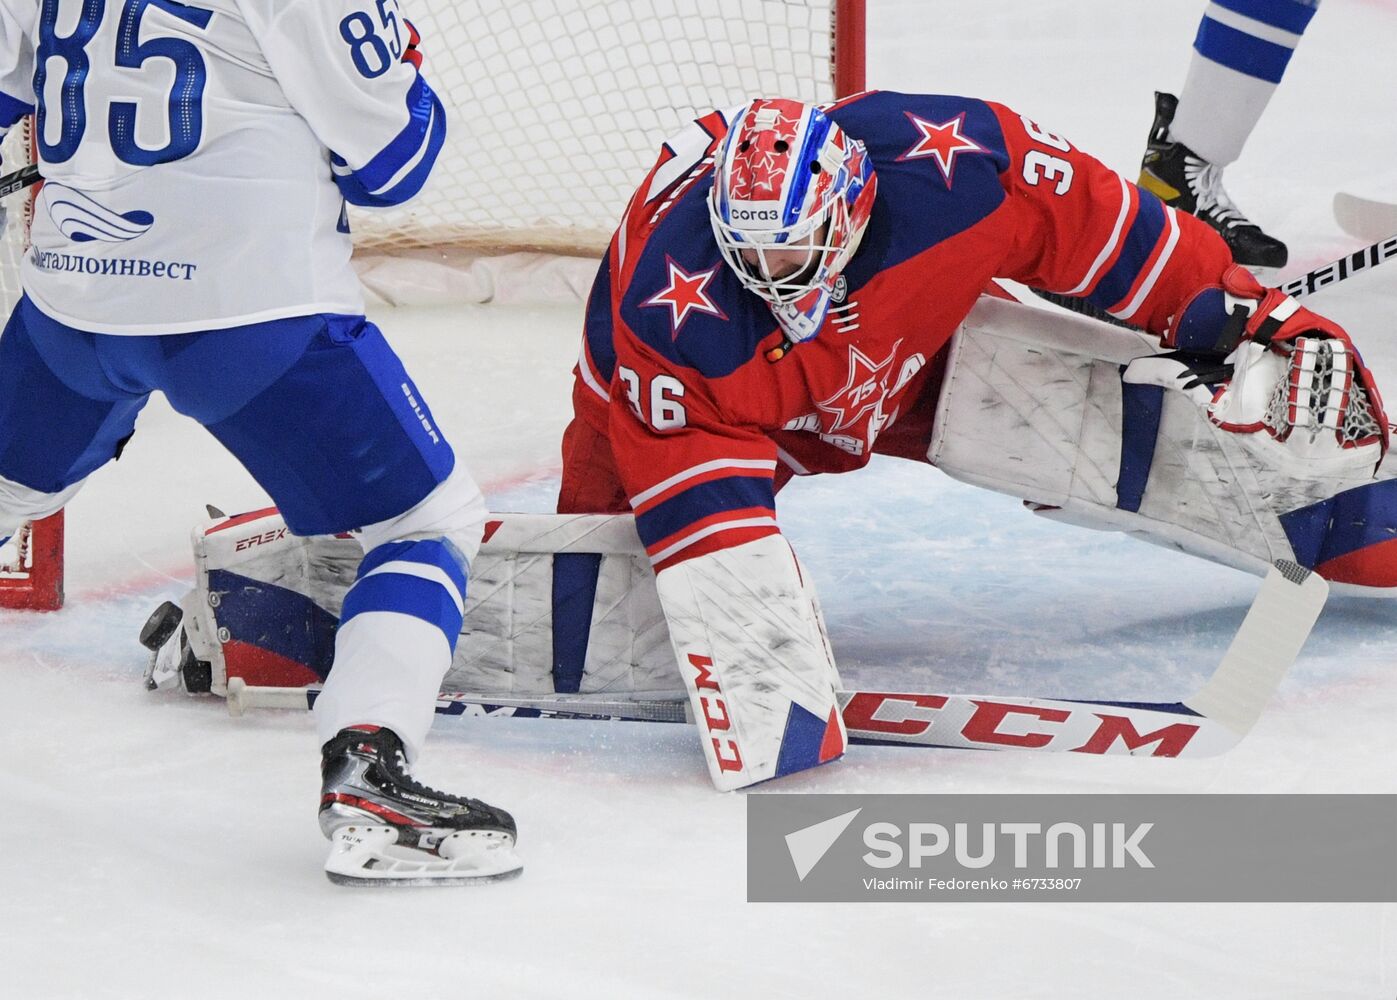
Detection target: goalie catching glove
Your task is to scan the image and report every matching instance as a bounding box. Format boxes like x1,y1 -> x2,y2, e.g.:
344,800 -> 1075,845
1166,264 -> 1389,476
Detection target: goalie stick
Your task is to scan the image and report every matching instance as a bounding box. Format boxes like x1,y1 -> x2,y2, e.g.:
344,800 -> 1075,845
227,561 -> 1327,759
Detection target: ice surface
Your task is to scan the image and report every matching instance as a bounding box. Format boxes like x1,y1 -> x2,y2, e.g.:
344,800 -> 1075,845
4,2 -> 1397,996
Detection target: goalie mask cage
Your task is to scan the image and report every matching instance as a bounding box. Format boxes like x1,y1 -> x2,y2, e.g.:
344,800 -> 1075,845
0,0 -> 865,611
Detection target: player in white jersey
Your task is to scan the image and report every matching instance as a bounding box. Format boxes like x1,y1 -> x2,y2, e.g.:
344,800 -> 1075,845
0,0 -> 520,885
1138,0 -> 1321,270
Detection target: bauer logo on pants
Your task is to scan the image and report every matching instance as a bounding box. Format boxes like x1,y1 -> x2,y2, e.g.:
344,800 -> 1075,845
747,794 -> 1397,902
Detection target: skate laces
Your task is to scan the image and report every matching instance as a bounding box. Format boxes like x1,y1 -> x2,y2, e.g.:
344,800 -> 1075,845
382,744 -> 483,809
1184,157 -> 1254,232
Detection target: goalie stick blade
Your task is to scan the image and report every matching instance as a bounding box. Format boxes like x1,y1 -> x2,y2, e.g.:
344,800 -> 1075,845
224,563 -> 1326,758
841,562 -> 1327,756
1333,193 -> 1397,244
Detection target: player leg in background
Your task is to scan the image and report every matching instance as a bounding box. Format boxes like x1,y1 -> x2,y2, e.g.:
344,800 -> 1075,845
0,299 -> 149,558
0,299 -> 519,883
165,312 -> 520,883
1138,0 -> 1321,270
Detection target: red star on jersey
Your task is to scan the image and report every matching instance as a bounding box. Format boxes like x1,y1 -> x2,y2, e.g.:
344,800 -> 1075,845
897,111 -> 990,188
641,256 -> 729,337
816,341 -> 903,433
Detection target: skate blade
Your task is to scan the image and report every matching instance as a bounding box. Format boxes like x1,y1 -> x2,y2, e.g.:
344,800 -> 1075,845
324,825 -> 523,887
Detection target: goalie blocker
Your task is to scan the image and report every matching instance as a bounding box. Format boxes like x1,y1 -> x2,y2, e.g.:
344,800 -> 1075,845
145,296 -> 1396,772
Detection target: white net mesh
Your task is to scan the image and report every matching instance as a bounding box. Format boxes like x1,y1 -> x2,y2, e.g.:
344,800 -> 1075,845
0,120 -> 33,319
0,520 -> 31,577
350,0 -> 840,255
0,122 -> 35,583
1345,383 -> 1385,444
0,1 -> 843,297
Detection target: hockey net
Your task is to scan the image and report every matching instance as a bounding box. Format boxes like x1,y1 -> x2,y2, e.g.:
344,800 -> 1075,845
0,118 -> 64,612
0,0 -> 863,610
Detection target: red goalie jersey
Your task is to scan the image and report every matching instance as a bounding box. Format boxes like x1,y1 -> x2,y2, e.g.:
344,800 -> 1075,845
559,91 -> 1235,570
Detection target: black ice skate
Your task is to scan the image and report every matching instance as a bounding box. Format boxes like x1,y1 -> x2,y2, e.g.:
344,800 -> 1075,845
319,725 -> 521,886
1138,91 -> 1288,271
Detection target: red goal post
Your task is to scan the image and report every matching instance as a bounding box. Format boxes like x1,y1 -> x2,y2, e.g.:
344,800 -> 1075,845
0,0 -> 866,611
0,117 -> 62,612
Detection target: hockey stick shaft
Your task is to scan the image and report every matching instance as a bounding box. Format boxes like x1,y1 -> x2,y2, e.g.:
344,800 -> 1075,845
230,679 -> 1213,755
0,164 -> 40,200
1277,233 -> 1397,299
226,561 -> 1327,759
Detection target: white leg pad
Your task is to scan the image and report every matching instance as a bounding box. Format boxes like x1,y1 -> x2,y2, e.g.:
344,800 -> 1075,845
930,297 -> 1387,585
655,535 -> 845,790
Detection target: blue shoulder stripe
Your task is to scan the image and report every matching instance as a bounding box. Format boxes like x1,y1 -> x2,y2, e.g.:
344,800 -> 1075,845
334,75 -> 447,207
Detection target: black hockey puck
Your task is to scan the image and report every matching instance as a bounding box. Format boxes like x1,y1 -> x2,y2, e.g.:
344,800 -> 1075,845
138,600 -> 183,651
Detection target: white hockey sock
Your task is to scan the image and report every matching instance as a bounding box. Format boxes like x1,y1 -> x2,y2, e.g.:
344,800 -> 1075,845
313,537 -> 467,760
1169,0 -> 1319,166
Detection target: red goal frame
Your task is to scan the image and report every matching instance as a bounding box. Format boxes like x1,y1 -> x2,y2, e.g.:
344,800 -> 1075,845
0,512 -> 64,611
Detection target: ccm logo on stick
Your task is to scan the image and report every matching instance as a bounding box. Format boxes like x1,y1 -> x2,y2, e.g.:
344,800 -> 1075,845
688,652 -> 744,772
842,693 -> 1202,756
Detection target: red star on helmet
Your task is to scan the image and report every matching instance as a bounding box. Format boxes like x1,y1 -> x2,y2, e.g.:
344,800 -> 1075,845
816,341 -> 903,433
897,111 -> 990,188
641,256 -> 729,337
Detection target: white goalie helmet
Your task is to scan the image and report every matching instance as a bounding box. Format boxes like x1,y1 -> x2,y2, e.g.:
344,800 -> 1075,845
708,99 -> 877,345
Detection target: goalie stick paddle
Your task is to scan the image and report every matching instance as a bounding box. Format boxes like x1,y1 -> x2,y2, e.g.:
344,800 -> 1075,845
226,561 -> 1327,759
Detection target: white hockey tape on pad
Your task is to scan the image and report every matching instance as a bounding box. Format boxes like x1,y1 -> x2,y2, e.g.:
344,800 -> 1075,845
930,297 -> 1394,592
